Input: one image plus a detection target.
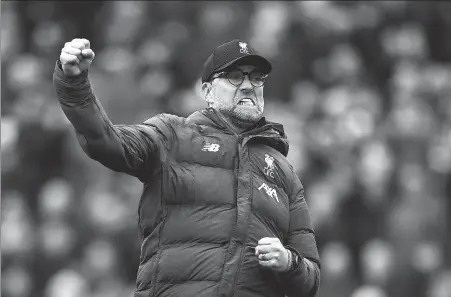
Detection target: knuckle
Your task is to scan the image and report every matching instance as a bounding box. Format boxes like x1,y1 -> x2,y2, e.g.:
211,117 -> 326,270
62,53 -> 77,62
70,41 -> 83,48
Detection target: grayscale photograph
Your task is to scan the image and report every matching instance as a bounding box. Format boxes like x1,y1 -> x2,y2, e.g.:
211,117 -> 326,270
1,1 -> 451,297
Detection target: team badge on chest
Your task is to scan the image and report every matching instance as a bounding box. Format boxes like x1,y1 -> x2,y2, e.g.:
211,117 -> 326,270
263,154 -> 276,178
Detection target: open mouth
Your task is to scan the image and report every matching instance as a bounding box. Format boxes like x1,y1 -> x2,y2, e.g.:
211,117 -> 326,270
238,98 -> 255,106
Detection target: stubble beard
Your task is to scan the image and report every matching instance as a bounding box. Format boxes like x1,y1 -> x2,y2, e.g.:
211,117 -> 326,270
210,84 -> 263,127
217,104 -> 263,128
233,105 -> 263,123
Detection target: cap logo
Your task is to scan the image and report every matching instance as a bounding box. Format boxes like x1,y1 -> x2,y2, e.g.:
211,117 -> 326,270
239,42 -> 250,54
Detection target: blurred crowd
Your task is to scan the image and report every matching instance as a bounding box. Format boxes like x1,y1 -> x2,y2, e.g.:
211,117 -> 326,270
2,1 -> 451,297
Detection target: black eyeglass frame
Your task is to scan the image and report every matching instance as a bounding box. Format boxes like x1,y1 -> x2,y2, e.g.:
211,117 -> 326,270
210,69 -> 268,87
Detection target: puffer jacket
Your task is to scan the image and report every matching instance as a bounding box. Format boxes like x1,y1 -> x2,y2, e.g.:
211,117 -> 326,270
53,60 -> 321,297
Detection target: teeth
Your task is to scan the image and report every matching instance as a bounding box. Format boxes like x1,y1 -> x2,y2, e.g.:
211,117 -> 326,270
239,99 -> 254,106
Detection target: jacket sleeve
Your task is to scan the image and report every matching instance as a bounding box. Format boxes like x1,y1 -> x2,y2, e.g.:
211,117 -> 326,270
278,168 -> 321,297
52,60 -> 174,181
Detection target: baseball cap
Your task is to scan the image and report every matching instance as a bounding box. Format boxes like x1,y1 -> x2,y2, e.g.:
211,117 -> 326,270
201,39 -> 272,83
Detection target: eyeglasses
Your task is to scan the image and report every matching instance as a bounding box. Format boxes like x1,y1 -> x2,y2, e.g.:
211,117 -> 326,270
211,69 -> 267,87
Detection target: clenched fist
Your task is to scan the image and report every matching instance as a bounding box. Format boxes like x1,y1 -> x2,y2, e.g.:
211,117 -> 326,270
60,38 -> 95,77
255,237 -> 291,272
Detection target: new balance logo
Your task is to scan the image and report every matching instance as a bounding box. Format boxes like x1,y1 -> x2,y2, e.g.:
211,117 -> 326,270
202,143 -> 220,152
258,182 -> 279,202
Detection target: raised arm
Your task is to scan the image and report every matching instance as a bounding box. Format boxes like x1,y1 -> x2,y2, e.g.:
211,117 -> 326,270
53,38 -> 174,180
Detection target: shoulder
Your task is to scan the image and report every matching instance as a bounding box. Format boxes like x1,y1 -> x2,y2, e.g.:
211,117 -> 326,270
143,113 -> 186,129
276,154 -> 304,194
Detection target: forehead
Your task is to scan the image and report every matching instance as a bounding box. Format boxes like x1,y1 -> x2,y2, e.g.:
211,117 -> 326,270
229,64 -> 258,72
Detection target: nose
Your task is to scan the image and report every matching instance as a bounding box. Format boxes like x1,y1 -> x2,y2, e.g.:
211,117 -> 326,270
240,75 -> 253,92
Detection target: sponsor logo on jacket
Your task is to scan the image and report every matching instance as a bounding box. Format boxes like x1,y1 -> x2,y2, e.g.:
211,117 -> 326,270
258,182 -> 279,202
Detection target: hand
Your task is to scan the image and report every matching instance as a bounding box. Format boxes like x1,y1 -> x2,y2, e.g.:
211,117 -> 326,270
60,38 -> 95,77
255,237 -> 291,272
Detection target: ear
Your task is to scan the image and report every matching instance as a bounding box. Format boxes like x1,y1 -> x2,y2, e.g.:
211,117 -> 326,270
202,82 -> 213,105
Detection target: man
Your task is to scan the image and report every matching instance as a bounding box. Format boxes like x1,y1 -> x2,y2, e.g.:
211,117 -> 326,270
53,38 -> 321,297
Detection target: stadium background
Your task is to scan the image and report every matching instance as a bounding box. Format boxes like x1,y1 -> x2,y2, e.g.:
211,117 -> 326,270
1,1 -> 451,297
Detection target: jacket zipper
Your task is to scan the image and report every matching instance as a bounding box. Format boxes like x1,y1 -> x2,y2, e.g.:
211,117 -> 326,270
210,109 -> 286,296
229,135 -> 244,297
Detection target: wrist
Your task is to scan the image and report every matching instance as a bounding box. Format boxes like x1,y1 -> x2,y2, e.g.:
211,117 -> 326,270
56,59 -> 89,80
283,246 -> 303,273
284,248 -> 293,272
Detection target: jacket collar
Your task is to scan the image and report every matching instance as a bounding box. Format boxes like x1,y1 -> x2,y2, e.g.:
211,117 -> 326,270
187,108 -> 290,156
